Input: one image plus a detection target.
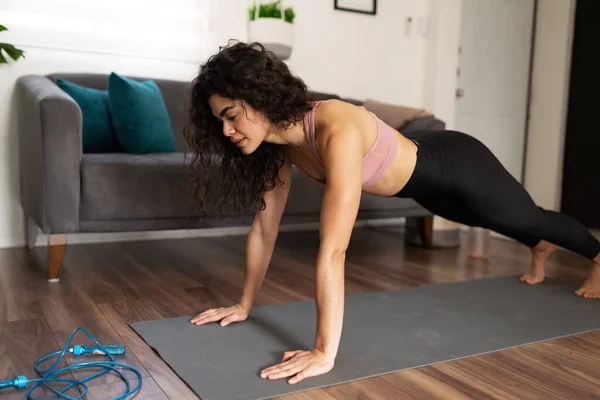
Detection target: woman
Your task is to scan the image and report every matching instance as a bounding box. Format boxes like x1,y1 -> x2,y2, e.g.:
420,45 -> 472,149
185,41 -> 600,384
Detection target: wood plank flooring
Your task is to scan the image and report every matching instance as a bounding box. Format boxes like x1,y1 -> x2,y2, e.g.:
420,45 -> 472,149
1,226 -> 599,399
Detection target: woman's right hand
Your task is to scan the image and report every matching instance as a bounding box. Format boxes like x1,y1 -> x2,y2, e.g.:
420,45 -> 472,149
190,304 -> 249,327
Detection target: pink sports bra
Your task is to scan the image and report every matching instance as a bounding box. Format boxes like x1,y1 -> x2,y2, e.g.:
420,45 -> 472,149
293,100 -> 399,188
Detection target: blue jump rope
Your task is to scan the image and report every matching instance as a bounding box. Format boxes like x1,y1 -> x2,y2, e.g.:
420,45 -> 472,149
0,326 -> 142,399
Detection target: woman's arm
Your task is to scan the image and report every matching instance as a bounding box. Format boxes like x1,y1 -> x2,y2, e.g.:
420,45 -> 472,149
260,124 -> 364,383
191,159 -> 293,326
239,159 -> 293,312
314,125 -> 363,359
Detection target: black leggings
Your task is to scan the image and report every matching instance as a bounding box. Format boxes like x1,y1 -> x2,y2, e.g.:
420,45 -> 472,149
394,130 -> 600,260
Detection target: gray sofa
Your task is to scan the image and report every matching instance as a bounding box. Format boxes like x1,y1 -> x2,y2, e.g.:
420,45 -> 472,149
16,72 -> 444,281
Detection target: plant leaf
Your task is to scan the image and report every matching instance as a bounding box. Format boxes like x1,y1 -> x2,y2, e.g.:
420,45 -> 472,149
0,50 -> 7,64
0,43 -> 25,61
285,8 -> 295,23
251,1 -> 293,22
0,25 -> 7,33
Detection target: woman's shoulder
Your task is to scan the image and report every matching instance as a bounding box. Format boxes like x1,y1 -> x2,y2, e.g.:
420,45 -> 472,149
314,99 -> 364,130
312,99 -> 373,158
316,98 -> 360,113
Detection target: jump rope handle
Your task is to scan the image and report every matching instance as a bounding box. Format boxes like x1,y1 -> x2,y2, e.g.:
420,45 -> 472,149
72,345 -> 126,356
0,376 -> 28,389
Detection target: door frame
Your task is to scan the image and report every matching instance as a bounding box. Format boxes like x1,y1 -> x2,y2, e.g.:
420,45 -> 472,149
521,0 -> 577,211
520,0 -> 539,183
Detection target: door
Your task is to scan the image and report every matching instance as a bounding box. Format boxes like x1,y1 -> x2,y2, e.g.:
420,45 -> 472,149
560,0 -> 600,228
455,0 -> 536,182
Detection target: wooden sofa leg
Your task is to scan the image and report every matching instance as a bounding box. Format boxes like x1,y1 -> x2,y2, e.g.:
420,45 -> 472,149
417,216 -> 434,249
48,234 -> 67,282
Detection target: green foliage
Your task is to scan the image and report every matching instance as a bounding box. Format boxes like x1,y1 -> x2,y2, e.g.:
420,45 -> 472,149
0,24 -> 25,64
249,0 -> 296,23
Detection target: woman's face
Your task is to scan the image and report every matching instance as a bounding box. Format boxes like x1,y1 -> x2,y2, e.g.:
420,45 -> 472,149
208,94 -> 270,155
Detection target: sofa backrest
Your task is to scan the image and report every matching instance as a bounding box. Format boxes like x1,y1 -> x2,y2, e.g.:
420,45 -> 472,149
45,73 -> 446,154
46,73 -> 191,152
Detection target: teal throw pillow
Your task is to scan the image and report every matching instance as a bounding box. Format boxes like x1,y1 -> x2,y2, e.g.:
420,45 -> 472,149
56,78 -> 121,153
108,72 -> 175,154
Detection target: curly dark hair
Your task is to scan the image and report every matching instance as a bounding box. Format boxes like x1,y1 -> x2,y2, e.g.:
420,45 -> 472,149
184,40 -> 313,221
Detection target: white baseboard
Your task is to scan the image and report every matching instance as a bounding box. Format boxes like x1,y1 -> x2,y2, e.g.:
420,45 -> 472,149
28,217 -> 408,247
24,217 -> 589,248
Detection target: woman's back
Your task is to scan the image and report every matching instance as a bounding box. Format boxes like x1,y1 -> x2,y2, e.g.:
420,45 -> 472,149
289,99 -> 420,196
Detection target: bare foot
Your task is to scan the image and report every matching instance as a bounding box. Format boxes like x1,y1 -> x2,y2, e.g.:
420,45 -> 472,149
575,258 -> 600,299
520,240 -> 556,285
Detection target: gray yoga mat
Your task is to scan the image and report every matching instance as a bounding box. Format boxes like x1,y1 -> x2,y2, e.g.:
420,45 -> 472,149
129,276 -> 600,400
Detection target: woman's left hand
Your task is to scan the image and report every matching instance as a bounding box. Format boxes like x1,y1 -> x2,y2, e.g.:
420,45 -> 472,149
260,349 -> 335,384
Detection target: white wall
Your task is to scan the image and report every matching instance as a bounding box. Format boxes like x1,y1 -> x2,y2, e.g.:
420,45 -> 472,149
523,0 -> 576,211
285,0 -> 428,106
214,0 -> 430,106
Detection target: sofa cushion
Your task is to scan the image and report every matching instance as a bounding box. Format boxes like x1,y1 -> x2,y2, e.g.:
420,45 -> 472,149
47,73 -> 191,152
81,154 -> 336,221
55,78 -> 121,153
80,155 -> 425,223
108,72 -> 176,154
81,153 -> 197,220
399,116 -> 446,134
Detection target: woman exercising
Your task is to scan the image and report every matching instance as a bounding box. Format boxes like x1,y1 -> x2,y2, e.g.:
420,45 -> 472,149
185,41 -> 600,384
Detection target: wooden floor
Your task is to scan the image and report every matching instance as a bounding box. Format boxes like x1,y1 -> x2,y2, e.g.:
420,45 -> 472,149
1,225 -> 599,399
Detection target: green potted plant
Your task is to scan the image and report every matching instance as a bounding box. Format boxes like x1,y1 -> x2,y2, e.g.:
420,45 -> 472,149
248,0 -> 296,60
0,25 -> 25,64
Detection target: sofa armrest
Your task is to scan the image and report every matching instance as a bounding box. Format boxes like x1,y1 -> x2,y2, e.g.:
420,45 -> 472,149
17,75 -> 82,234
